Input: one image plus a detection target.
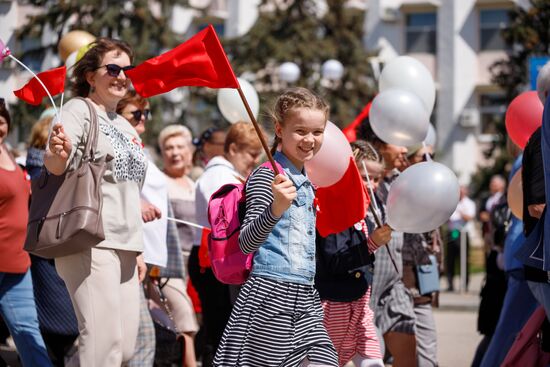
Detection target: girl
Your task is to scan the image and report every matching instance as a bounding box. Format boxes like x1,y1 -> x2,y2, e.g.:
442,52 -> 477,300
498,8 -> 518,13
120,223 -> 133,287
214,88 -> 338,367
315,140 -> 391,367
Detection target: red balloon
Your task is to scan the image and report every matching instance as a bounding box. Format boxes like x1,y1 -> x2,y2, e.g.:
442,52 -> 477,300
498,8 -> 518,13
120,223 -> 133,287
505,91 -> 543,149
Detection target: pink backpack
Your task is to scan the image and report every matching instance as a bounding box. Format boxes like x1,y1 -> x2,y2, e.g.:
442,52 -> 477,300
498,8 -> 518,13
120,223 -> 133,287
207,161 -> 283,285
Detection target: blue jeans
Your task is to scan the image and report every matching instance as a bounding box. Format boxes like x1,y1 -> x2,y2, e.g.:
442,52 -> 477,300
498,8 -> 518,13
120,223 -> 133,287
528,281 -> 550,321
0,270 -> 52,367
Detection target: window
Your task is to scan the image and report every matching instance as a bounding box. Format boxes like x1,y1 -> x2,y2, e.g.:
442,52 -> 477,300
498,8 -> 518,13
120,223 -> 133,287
480,9 -> 510,51
405,12 -> 437,53
197,23 -> 225,36
479,93 -> 506,135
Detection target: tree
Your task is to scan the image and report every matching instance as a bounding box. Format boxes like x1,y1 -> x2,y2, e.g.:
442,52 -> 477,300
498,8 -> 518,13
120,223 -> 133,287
226,0 -> 376,128
472,0 -> 550,195
11,0 -> 189,144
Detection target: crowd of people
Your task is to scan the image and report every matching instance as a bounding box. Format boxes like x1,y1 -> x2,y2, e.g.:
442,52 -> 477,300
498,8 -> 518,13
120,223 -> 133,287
1,35 -> 549,367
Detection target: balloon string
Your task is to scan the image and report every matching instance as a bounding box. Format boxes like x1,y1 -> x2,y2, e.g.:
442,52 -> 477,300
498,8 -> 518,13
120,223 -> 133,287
9,54 -> 59,121
361,159 -> 399,274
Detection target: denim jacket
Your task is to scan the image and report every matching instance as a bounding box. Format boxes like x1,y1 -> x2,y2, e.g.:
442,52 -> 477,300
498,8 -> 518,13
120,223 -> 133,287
251,151 -> 317,285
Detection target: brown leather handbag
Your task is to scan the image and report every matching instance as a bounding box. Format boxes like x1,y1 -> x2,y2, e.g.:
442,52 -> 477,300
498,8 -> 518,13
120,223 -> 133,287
24,98 -> 106,258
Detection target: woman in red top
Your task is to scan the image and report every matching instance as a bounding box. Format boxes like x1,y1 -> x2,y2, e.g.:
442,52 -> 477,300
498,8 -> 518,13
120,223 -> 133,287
0,99 -> 52,366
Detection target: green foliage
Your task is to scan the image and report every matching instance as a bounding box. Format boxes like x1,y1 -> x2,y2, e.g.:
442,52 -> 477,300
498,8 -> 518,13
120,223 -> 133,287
11,0 -> 189,145
472,0 -> 550,196
226,0 -> 376,128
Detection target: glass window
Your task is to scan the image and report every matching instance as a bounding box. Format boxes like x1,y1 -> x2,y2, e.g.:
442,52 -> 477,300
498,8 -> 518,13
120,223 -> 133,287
405,12 -> 437,53
479,93 -> 506,135
480,9 -> 509,50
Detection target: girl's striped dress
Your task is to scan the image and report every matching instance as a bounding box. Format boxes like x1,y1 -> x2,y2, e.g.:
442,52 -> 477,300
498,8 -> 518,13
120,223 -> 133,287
213,167 -> 338,367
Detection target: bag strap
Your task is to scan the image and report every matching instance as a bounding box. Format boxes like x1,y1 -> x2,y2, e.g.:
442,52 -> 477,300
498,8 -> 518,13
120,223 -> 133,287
75,97 -> 100,162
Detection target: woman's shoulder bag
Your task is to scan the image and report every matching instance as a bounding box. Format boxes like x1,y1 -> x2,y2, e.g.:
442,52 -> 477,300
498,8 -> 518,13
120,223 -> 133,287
24,97 -> 106,258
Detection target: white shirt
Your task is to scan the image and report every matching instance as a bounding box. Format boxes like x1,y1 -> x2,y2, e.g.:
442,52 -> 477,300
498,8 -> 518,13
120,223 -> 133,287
141,156 -> 168,267
194,156 -> 243,246
449,196 -> 476,232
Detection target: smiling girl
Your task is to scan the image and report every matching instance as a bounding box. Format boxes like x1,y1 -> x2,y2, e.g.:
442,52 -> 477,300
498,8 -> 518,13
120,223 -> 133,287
214,88 -> 338,367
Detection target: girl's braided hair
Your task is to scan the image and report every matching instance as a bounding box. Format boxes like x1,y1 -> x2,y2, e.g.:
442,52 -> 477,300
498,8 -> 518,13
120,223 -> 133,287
267,87 -> 329,155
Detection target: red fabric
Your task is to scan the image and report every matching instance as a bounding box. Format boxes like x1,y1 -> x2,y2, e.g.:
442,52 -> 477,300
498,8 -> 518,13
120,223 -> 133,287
315,158 -> 370,237
187,278 -> 202,314
13,66 -> 66,105
0,164 -> 30,273
198,228 -> 212,269
127,25 -> 239,97
343,102 -> 372,142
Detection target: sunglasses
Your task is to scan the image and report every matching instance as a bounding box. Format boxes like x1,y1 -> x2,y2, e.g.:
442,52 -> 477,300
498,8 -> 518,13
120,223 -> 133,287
97,64 -> 135,77
129,109 -> 150,121
421,153 -> 435,162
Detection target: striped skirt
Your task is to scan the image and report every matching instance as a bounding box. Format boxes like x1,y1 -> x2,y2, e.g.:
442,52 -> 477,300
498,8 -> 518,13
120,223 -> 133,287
214,276 -> 338,367
321,288 -> 382,366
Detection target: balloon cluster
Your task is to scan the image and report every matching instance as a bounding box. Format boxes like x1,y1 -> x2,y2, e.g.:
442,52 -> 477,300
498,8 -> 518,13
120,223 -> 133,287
372,56 -> 459,233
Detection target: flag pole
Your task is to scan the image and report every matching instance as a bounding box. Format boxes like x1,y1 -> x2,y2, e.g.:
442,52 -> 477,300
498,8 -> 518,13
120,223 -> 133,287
237,86 -> 280,176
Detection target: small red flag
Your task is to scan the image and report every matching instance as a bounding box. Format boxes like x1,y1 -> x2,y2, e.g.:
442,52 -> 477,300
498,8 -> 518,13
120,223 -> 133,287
13,66 -> 66,105
127,25 -> 239,97
315,158 -> 370,237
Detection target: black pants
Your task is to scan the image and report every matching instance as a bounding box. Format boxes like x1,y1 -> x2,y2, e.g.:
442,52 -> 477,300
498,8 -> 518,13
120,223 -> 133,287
188,247 -> 233,367
446,231 -> 470,290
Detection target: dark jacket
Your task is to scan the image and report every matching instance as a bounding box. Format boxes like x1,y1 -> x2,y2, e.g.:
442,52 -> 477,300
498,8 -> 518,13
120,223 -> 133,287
522,127 -> 545,236
315,222 -> 374,302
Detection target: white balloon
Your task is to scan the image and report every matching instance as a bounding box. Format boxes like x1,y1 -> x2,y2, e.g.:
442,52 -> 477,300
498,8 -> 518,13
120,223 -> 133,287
163,87 -> 189,105
424,124 -> 437,147
305,121 -> 352,188
387,162 -> 460,233
322,59 -> 344,81
370,88 -> 430,147
65,50 -> 78,78
217,78 -> 259,124
279,62 -> 301,83
379,56 -> 436,114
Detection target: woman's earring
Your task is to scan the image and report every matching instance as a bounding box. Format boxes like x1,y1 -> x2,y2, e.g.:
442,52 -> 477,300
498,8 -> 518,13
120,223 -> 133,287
90,85 -> 95,94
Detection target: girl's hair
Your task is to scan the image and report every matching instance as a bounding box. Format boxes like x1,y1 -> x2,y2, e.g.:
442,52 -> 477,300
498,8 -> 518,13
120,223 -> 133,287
224,121 -> 265,154
0,98 -> 9,132
116,90 -> 147,115
351,140 -> 384,165
72,37 -> 134,97
356,116 -> 385,148
29,116 -> 53,149
158,124 -> 193,152
267,87 -> 329,155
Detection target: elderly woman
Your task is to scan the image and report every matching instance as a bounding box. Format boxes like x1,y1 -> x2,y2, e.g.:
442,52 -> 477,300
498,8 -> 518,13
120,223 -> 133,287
0,99 -> 52,367
45,38 -> 148,366
158,124 -> 200,366
190,121 -> 264,367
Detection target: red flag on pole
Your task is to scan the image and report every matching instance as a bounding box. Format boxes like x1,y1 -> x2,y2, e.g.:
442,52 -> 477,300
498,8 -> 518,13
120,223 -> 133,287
126,25 -> 239,97
13,66 -> 66,105
315,158 -> 370,237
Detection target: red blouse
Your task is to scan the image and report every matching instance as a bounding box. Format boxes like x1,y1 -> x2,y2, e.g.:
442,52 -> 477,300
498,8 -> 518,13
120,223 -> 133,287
0,161 -> 31,273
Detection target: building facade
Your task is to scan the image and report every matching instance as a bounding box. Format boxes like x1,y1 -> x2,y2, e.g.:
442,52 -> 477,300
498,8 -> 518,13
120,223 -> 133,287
365,0 -> 529,183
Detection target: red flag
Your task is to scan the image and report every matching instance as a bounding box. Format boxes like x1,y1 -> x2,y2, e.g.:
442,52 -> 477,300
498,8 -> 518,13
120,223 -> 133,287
343,101 -> 372,142
13,66 -> 66,105
315,158 -> 370,237
126,25 -> 239,97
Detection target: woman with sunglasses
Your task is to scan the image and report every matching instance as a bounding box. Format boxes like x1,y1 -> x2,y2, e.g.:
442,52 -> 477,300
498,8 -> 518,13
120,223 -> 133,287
45,38 -> 149,366
400,143 -> 441,367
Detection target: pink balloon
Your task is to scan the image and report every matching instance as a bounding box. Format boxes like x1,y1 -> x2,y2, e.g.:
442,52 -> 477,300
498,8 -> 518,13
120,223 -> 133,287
505,91 -> 543,149
0,39 -> 10,63
305,121 -> 352,187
